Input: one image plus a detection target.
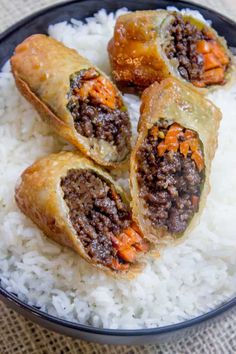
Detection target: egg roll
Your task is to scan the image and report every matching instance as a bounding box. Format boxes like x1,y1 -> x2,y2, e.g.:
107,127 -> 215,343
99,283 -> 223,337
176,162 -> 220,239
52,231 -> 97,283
130,78 -> 221,245
11,34 -> 131,168
108,10 -> 233,92
15,151 -> 149,277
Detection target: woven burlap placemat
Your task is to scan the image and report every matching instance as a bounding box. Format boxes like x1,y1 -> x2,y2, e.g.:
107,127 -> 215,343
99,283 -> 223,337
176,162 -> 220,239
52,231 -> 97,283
0,0 -> 235,353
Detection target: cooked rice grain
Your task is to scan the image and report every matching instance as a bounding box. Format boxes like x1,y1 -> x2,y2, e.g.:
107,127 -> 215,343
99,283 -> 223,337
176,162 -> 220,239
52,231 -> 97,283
0,9 -> 235,329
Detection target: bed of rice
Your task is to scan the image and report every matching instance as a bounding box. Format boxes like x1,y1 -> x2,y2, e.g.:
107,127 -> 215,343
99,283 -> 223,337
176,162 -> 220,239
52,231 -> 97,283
0,8 -> 235,329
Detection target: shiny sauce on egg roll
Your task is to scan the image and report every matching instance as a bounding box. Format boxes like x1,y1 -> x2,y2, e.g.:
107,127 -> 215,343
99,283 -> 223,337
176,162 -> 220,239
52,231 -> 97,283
108,10 -> 232,91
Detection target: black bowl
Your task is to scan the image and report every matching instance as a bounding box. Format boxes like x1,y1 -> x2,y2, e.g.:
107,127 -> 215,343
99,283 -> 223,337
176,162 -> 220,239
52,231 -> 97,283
0,0 -> 235,345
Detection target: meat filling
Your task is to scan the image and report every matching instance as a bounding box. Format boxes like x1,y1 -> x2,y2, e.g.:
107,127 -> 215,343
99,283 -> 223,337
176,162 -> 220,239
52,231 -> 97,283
136,121 -> 205,234
61,169 -> 148,270
165,13 -> 229,86
67,68 -> 131,154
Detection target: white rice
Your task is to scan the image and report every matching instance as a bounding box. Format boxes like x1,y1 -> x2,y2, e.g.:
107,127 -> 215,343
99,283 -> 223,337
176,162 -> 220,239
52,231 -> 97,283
0,8 -> 235,329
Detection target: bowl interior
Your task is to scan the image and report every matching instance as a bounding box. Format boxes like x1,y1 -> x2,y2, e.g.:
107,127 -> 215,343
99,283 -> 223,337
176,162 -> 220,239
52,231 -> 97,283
0,0 -> 235,340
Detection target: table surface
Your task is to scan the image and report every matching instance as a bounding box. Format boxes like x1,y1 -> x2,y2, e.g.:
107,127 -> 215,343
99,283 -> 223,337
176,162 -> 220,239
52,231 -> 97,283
0,0 -> 236,353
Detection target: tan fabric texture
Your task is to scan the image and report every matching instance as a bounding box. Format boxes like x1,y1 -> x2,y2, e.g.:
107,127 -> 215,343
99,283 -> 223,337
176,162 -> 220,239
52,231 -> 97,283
0,0 -> 236,353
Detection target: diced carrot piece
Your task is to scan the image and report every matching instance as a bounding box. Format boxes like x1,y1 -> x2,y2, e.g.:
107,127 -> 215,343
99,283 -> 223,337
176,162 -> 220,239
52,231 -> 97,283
90,76 -> 117,109
157,142 -> 167,156
204,30 -> 215,40
196,40 -> 211,54
123,230 -> 138,245
165,135 -> 178,145
76,81 -> 93,99
184,130 -> 195,139
134,241 -> 149,252
150,126 -> 159,139
113,222 -> 149,263
166,123 -> 183,136
192,80 -> 206,88
131,222 -> 142,235
189,138 -> 199,152
111,235 -> 121,249
167,141 -> 179,152
165,124 -> 182,144
118,232 -> 132,246
192,151 -> 204,172
82,68 -> 98,80
191,195 -> 199,208
203,53 -> 221,71
125,226 -> 149,249
210,41 -> 229,65
168,123 -> 182,133
110,186 -> 120,204
124,227 -> 142,243
118,247 -> 136,263
111,223 -> 149,268
77,75 -> 118,109
180,140 -> 189,157
203,67 -> 225,85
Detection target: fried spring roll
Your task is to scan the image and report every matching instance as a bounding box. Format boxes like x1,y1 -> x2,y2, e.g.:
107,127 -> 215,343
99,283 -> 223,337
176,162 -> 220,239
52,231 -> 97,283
130,78 -> 221,245
11,34 -> 131,168
15,152 -> 149,277
108,10 -> 233,91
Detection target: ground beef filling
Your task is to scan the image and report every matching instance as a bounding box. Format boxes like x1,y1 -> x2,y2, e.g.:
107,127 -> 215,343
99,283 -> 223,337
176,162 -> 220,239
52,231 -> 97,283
67,69 -> 131,154
136,121 -> 204,234
61,169 -> 131,267
165,13 -> 207,82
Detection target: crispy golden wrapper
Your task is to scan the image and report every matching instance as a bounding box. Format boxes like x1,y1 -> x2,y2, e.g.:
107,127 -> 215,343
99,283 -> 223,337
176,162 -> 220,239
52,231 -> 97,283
15,151 -> 147,278
11,34 -> 131,168
130,78 -> 222,246
108,10 -> 234,92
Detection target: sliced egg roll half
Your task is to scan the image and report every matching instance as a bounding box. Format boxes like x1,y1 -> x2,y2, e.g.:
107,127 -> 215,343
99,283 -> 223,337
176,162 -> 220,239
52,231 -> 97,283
11,34 -> 131,168
15,152 -> 149,277
108,10 -> 233,92
130,78 -> 221,245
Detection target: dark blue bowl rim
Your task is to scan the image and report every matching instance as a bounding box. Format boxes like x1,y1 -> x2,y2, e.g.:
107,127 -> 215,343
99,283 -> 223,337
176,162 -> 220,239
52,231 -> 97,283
0,0 -> 235,337
1,286 -> 236,336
